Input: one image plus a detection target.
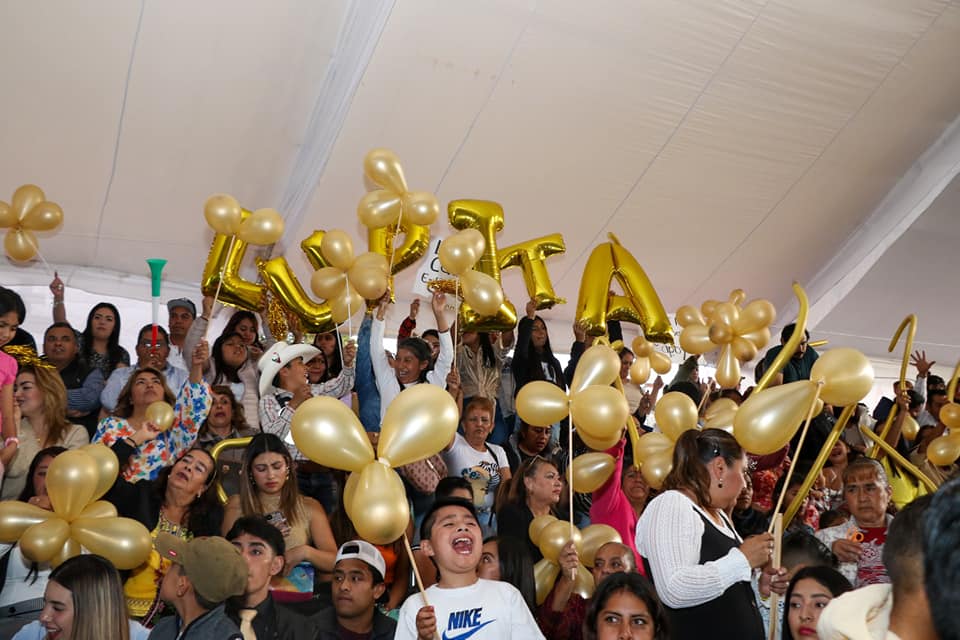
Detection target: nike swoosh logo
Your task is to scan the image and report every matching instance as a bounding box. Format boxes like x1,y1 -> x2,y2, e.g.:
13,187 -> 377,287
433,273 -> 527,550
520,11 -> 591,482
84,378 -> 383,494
442,620 -> 495,640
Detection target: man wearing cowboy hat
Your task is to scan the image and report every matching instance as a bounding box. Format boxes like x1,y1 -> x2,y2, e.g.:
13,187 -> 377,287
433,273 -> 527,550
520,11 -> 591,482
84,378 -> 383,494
258,340 -> 356,510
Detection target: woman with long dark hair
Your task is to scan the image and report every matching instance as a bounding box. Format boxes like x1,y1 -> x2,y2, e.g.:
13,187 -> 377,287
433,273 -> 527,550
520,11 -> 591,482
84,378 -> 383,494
76,302 -> 130,379
477,536 -> 536,614
582,572 -> 669,640
636,428 -> 774,640
782,566 -> 852,640
496,456 -> 565,563
512,299 -> 565,444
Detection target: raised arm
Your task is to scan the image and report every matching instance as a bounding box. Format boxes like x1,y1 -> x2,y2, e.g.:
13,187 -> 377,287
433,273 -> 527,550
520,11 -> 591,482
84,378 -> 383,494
50,273 -> 66,324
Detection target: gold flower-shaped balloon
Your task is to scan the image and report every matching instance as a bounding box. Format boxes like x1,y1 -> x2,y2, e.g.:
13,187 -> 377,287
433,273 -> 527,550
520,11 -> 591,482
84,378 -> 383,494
675,289 -> 776,389
356,149 -> 440,229
310,229 -> 390,324
0,184 -> 64,262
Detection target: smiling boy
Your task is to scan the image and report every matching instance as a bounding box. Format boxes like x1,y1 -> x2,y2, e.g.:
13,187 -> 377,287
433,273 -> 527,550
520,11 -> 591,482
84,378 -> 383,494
396,497 -> 544,640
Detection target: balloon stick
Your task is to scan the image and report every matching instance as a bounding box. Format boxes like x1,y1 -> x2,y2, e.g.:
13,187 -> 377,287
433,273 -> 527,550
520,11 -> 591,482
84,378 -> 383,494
204,235 -> 237,341
402,533 -> 441,640
767,382 -> 823,534
767,514 -> 783,640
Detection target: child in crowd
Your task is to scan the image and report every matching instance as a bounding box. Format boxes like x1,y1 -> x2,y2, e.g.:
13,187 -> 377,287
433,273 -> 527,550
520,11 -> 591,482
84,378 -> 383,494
396,497 -> 543,640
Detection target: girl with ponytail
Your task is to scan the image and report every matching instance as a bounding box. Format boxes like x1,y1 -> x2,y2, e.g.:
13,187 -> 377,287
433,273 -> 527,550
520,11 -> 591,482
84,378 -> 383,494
636,428 -> 775,640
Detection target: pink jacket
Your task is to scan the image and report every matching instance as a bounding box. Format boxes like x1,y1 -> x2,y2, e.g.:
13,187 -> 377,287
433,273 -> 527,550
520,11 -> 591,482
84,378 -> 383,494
589,438 -> 641,568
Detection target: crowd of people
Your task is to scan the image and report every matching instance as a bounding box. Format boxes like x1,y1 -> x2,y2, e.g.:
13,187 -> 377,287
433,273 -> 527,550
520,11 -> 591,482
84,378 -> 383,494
0,279 -> 958,640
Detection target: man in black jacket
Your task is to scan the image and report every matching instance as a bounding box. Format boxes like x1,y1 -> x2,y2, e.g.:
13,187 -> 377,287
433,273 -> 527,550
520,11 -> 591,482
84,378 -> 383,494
226,516 -> 319,640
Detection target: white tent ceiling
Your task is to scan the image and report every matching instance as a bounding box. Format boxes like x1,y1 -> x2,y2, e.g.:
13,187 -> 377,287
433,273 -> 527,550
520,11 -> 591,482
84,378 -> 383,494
2,0 -> 960,374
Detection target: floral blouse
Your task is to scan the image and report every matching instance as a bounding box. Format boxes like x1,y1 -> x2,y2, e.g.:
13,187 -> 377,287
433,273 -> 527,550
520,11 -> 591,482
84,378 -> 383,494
93,380 -> 212,481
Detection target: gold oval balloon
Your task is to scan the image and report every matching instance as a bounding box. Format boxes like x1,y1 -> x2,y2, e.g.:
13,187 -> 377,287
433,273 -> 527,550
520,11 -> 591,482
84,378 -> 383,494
11,184 -> 45,218
0,501 -> 54,542
679,324 -> 715,356
538,520 -> 582,564
570,453 -> 616,493
649,350 -> 673,375
237,208 -> 285,245
46,449 -> 99,522
636,432 -> 672,460
733,381 -> 819,455
675,305 -> 705,328
51,538 -> 81,568
578,524 -> 622,568
734,299 -> 776,334
78,500 -> 118,520
927,435 -> 960,467
460,270 -> 504,317
0,201 -> 16,228
70,517 -> 152,570
346,462 -> 410,545
203,194 -> 242,235
901,414 -> 920,441
145,401 -> 175,431
569,386 -> 630,445
640,448 -> 673,490
79,444 -> 119,501
533,558 -> 560,605
709,322 -> 734,345
703,398 -> 739,433
379,385 -> 460,468
363,148 -> 407,194
347,262 -> 389,301
578,429 -> 622,452
629,358 -> 651,385
572,563 -> 596,599
330,287 -> 364,324
402,191 -> 440,226
810,348 -> 875,407
357,189 -> 402,229
654,392 -> 699,442
631,336 -> 654,358
528,514 -> 558,546
515,381 -> 569,428
21,201 -> 63,231
20,518 -> 71,564
290,396 -> 375,472
342,470 -> 360,510
320,230 -> 355,271
571,344 -> 622,394
939,403 -> 960,430
714,346 -> 741,390
731,336 -> 759,362
741,327 -> 772,351
5,228 -> 38,261
438,230 -> 484,276
310,266 -> 347,300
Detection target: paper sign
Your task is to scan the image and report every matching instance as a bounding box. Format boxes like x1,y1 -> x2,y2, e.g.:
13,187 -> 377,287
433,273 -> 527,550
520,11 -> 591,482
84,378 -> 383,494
412,236 -> 452,297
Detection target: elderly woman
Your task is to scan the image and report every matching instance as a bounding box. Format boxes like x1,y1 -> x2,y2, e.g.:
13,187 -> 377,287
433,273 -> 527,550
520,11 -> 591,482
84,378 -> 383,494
2,365 -> 88,500
496,456 -> 565,563
636,428 -> 773,640
93,341 -> 211,481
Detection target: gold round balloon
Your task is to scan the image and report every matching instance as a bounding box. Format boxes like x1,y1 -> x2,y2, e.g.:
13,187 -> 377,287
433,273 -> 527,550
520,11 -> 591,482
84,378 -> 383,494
330,287 -> 364,324
649,351 -> 673,375
203,194 -> 242,235
460,270 -> 504,317
733,381 -> 819,455
438,230 -> 484,276
320,229 -> 355,271
237,208 -> 285,246
675,305 -> 706,328
809,348 -> 875,407
20,518 -> 71,564
570,453 -> 616,493
78,500 -> 118,520
901,414 -> 920,441
927,435 -> 960,467
577,428 -> 622,452
703,398 -> 738,433
347,262 -> 389,301
569,386 -> 630,445
640,448 -> 673,490
145,401 -> 175,431
46,449 -> 100,522
528,514 -> 558,547
636,432 -> 672,460
578,524 -> 622,567
0,201 -> 15,228
538,520 -> 582,564
290,396 -> 375,472
570,344 -> 621,394
516,381 -> 569,428
653,392 -> 699,442
346,462 -> 410,545
310,266 -> 348,299
79,444 -> 120,501
939,403 -> 960,430
11,184 -> 45,218
631,336 -> 654,358
402,191 -> 440,226
533,558 -> 560,605
70,517 -> 153,570
629,359 -> 651,385
379,384 -> 460,468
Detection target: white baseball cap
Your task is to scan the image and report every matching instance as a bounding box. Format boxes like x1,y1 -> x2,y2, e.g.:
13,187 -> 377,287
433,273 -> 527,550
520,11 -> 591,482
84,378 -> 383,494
335,539 -> 386,578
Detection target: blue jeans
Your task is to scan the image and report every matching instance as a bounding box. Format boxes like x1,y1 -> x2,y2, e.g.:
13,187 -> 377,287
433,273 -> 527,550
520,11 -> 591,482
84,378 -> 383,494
356,314 -> 382,431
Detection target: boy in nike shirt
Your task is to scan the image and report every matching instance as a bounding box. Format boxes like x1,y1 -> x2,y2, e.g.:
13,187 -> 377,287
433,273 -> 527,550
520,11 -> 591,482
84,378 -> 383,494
396,497 -> 544,640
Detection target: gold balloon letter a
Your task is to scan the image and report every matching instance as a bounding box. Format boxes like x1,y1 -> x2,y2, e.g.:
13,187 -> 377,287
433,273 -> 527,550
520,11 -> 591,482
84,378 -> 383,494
576,234 -> 673,343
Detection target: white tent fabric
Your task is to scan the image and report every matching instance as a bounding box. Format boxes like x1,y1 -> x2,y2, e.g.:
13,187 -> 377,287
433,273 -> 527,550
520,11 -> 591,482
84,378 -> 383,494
2,0 -> 960,378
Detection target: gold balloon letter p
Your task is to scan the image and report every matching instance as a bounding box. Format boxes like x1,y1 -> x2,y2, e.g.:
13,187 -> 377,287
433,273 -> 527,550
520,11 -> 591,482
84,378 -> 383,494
576,234 -> 673,342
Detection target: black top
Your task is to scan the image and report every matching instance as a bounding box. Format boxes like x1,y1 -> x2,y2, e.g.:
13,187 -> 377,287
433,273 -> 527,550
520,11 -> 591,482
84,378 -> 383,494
646,509 -> 764,640
312,605 -> 398,640
511,317 -> 566,395
496,502 -> 540,563
57,356 -> 101,438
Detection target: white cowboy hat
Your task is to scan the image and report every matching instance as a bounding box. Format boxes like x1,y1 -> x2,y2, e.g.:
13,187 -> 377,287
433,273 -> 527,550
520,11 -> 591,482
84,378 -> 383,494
258,342 -> 321,396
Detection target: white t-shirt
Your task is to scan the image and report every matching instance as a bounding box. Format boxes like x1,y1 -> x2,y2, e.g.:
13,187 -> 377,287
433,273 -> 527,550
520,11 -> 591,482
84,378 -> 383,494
442,434 -> 509,516
396,579 -> 543,640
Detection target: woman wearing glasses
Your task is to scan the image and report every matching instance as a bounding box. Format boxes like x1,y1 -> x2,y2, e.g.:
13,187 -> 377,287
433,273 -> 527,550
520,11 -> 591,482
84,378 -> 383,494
636,428 -> 774,640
